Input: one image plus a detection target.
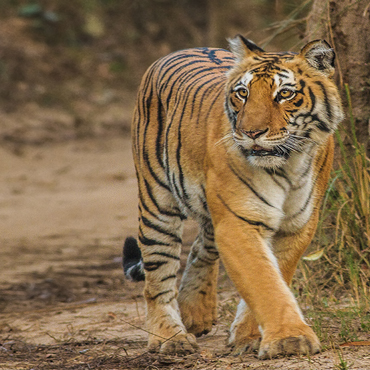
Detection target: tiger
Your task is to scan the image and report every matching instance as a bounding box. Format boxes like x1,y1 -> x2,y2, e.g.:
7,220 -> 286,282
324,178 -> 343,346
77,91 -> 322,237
123,35 -> 343,359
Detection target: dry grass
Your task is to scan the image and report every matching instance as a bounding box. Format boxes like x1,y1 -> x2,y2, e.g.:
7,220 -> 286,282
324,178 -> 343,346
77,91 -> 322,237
293,86 -> 370,350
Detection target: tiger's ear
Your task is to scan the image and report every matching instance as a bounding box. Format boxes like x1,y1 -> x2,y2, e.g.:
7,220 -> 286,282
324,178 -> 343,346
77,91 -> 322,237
300,40 -> 335,77
228,34 -> 264,61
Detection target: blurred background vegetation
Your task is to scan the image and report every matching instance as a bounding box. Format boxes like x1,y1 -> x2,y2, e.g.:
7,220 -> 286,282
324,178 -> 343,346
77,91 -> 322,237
0,0 -> 369,307
0,0 -> 308,110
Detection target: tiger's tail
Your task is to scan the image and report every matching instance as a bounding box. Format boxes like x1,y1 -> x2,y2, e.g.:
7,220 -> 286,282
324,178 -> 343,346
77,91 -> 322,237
123,237 -> 145,281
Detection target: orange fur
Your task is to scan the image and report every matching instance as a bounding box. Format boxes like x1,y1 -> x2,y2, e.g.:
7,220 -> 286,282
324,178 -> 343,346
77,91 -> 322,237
130,36 -> 343,358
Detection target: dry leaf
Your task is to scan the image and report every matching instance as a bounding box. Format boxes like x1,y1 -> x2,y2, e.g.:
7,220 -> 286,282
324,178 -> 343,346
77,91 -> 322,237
303,249 -> 324,261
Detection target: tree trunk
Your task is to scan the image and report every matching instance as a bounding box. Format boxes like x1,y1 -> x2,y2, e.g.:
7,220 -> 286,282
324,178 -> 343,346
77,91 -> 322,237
306,0 -> 370,155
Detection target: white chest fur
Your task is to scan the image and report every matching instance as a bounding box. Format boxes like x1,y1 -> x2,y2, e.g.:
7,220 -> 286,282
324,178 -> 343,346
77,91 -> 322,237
249,151 -> 315,234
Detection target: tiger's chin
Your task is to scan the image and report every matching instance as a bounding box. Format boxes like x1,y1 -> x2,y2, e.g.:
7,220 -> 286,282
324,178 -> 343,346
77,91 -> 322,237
239,146 -> 290,169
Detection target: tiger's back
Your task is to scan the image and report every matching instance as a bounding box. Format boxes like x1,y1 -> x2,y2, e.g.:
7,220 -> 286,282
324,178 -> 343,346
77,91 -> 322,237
126,36 -> 343,358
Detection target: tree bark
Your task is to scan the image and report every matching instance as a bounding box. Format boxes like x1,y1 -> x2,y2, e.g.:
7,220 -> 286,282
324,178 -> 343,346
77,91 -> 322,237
306,0 -> 370,155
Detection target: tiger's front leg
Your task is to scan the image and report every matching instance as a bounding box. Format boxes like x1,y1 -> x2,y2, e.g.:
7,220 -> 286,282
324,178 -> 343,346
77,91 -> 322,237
228,211 -> 321,358
208,186 -> 320,359
178,224 -> 219,337
139,209 -> 198,354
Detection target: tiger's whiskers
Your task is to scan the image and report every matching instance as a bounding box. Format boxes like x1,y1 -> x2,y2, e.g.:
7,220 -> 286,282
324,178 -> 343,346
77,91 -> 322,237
215,132 -> 233,147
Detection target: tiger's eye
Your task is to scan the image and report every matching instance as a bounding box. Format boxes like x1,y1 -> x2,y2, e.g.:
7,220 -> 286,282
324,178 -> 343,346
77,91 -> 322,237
278,89 -> 295,100
236,88 -> 249,100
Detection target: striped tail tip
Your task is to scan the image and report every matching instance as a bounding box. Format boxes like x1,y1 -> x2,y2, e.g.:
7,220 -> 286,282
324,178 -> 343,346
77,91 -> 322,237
123,237 -> 145,282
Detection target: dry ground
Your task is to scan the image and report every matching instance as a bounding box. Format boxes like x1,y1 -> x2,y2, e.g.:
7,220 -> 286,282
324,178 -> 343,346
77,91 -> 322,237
0,134 -> 369,369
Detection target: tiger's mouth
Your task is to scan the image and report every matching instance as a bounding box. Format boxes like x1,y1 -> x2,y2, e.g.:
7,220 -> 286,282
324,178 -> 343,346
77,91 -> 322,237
241,144 -> 290,159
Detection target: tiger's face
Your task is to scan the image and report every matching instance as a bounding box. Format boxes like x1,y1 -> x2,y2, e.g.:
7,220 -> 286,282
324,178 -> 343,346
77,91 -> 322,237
225,36 -> 344,169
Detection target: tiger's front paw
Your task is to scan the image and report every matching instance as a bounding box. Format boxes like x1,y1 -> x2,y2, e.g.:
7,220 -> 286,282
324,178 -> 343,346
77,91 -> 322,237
258,326 -> 320,359
148,332 -> 198,354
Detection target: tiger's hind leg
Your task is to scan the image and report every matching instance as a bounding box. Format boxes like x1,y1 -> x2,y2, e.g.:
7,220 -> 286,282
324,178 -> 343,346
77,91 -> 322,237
178,223 -> 219,337
228,299 -> 261,354
139,193 -> 198,354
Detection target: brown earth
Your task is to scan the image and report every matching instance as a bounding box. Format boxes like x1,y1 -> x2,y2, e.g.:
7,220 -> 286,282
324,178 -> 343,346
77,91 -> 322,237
0,131 -> 369,370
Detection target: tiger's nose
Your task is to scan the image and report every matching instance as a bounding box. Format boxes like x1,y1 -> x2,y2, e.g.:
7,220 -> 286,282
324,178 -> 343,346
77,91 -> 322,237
240,128 -> 268,139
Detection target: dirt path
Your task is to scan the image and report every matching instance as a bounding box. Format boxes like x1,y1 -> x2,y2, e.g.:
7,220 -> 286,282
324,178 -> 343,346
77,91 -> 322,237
0,136 -> 369,369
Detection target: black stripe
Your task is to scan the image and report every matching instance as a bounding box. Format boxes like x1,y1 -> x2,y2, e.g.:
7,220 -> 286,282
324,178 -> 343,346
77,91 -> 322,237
286,185 -> 314,220
166,295 -> 176,304
308,87 -> 316,112
291,157 -> 313,191
161,274 -> 177,282
313,115 -> 330,132
135,64 -> 157,152
285,108 -> 299,114
139,193 -> 169,224
217,194 -> 275,232
150,252 -> 180,260
155,98 -> 166,169
157,53 -> 204,88
141,80 -> 171,191
143,261 -> 168,271
191,69 -> 228,108
175,99 -> 189,202
143,146 -> 171,191
204,232 -> 215,243
143,178 -> 180,218
141,215 -> 182,243
196,81 -> 225,125
285,150 -> 328,221
228,162 -> 276,208
293,98 -> 303,107
202,84 -> 224,125
196,256 -> 217,265
163,62 -> 220,107
150,290 -> 172,300
138,231 -> 171,247
315,146 -> 330,178
277,72 -> 289,79
204,246 -> 219,256
315,80 -> 333,120
264,169 -> 289,192
199,196 -> 209,214
157,48 -> 233,85
265,167 -> 292,188
171,172 -> 186,209
166,65 -> 225,121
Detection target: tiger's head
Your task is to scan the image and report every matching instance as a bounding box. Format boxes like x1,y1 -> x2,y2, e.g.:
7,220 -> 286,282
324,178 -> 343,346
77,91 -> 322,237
225,35 -> 344,169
